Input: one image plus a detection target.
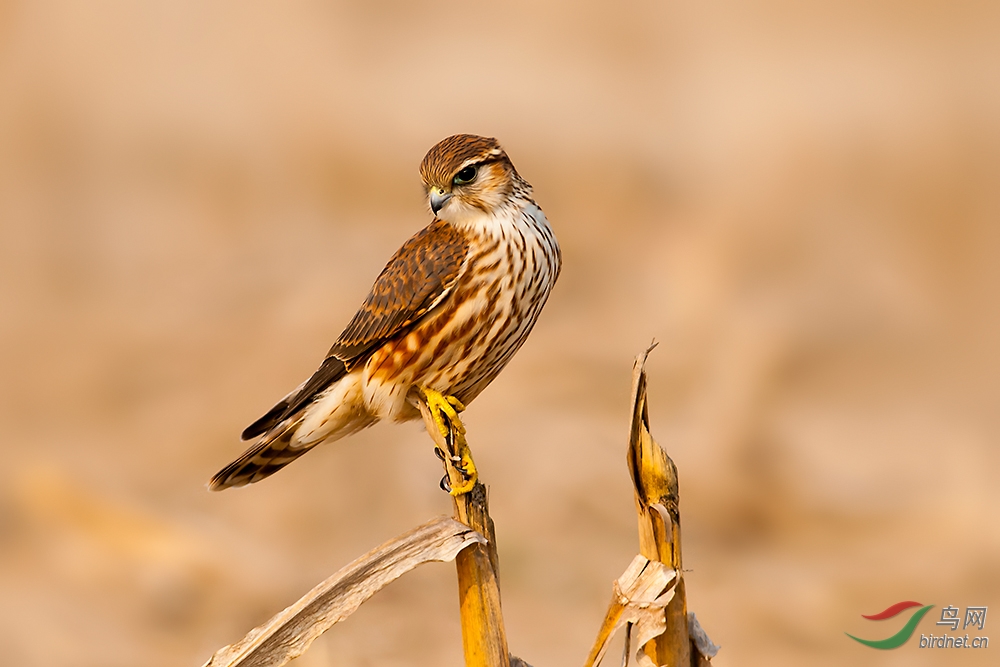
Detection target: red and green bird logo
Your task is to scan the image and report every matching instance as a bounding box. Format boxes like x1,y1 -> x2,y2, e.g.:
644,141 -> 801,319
846,601 -> 934,649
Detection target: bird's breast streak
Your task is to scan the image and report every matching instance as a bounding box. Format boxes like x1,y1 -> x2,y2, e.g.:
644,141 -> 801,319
363,205 -> 558,421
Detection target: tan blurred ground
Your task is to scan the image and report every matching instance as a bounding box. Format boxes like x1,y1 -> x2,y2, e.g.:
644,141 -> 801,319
1,2 -> 998,666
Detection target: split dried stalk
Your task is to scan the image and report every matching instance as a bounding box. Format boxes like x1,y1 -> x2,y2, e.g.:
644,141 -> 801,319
626,344 -> 689,667
582,555 -> 677,667
415,394 -> 510,667
202,516 -> 485,667
586,345 -> 718,666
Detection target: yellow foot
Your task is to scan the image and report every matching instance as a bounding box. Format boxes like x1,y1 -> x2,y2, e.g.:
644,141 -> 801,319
420,387 -> 466,439
446,446 -> 478,496
419,387 -> 477,496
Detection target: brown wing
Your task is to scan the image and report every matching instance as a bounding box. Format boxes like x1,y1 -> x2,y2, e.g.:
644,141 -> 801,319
240,220 -> 469,440
330,220 -> 469,361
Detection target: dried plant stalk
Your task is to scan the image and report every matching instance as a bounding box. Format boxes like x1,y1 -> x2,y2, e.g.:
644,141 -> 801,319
415,395 -> 510,667
587,345 -> 718,666
626,344 -> 690,667
202,516 -> 485,667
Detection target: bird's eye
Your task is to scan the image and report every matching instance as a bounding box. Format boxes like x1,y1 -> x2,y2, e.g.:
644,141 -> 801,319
453,165 -> 478,185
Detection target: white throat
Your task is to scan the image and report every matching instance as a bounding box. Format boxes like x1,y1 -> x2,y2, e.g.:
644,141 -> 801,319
438,196 -> 539,239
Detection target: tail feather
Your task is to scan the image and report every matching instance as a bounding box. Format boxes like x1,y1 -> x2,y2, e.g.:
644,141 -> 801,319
242,357 -> 348,441
212,367 -> 370,490
240,399 -> 292,441
209,423 -> 315,490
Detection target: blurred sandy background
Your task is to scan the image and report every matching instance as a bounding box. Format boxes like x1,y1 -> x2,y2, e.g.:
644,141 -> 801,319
1,1 -> 998,666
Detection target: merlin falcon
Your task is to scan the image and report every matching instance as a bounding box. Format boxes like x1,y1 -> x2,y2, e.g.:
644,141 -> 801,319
210,134 -> 561,493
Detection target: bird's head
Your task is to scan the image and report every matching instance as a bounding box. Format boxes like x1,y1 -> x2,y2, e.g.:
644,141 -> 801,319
419,134 -> 529,225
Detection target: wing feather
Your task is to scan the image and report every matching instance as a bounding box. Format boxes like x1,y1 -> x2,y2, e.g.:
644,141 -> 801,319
239,220 -> 469,439
328,220 -> 469,362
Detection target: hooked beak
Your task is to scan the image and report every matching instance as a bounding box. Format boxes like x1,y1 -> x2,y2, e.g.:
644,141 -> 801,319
429,188 -> 452,215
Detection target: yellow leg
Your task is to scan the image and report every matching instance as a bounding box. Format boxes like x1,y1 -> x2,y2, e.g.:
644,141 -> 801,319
420,387 -> 477,496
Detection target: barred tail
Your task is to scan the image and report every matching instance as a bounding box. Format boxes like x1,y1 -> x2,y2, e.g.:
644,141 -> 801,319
208,422 -> 315,490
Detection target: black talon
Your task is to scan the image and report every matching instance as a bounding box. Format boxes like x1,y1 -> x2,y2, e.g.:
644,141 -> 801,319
439,474 -> 451,493
434,447 -> 447,462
